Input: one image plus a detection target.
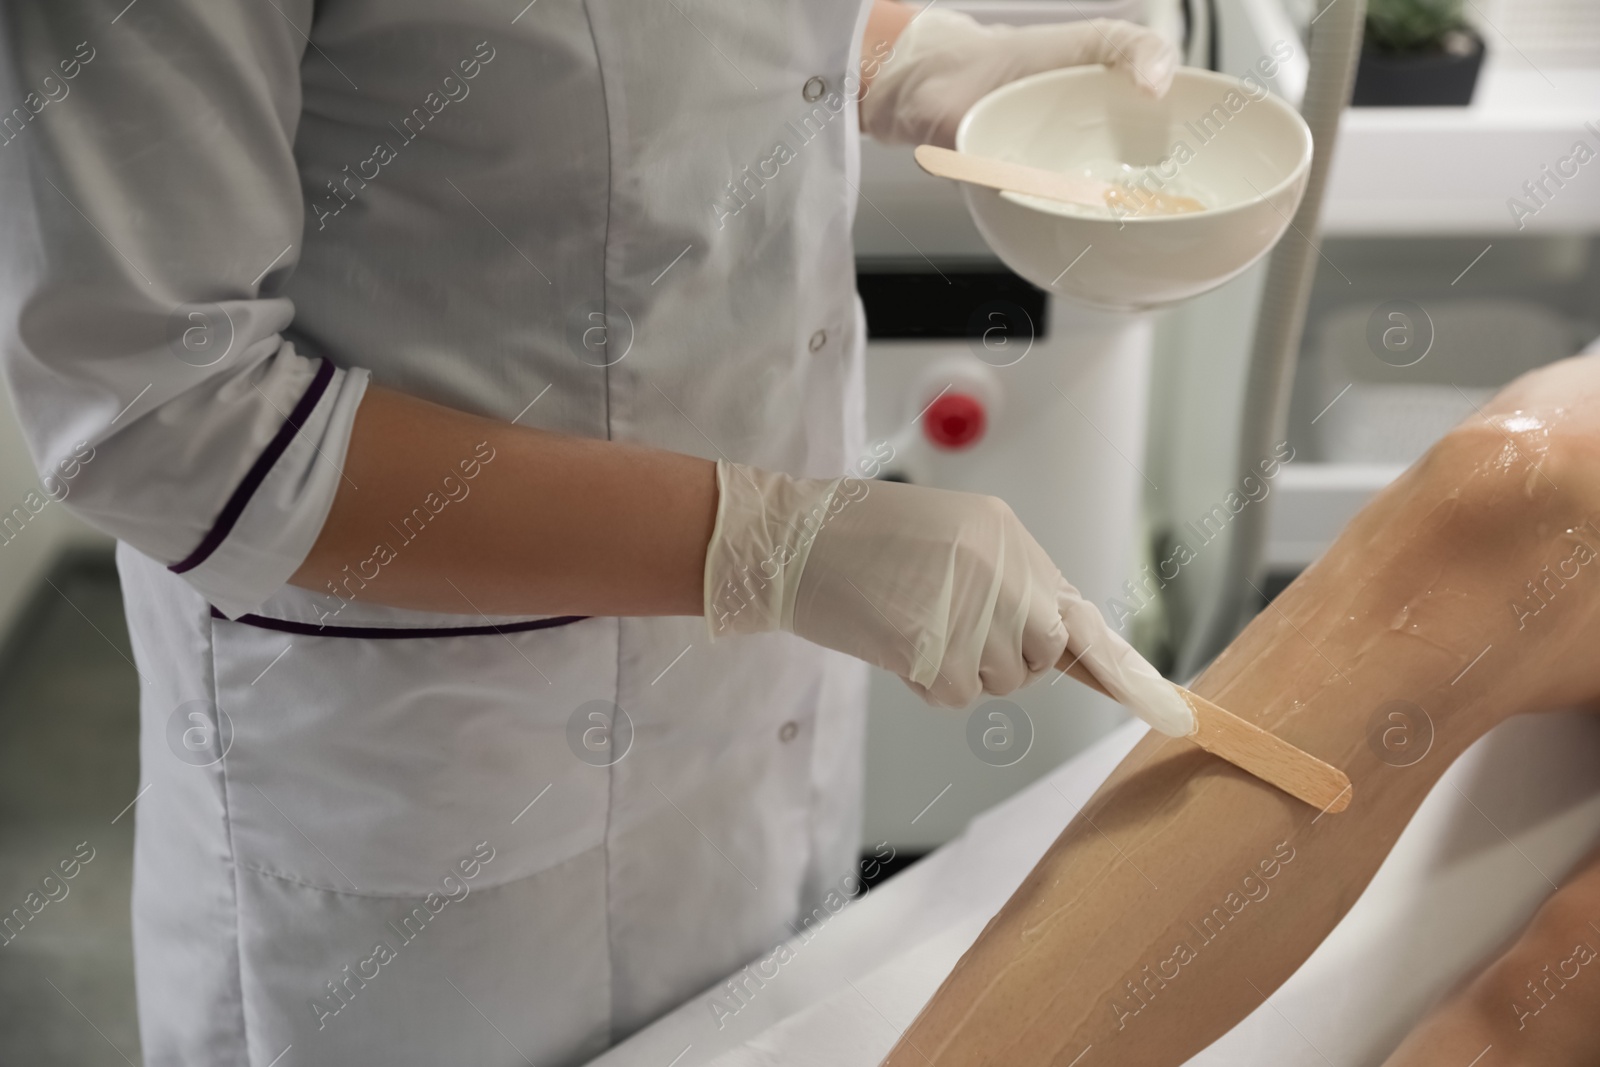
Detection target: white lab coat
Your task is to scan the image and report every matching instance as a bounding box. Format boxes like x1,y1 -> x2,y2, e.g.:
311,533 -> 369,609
1,2 -> 871,1064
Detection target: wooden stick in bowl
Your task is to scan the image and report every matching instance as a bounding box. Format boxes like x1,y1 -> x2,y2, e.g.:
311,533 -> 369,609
914,144 -> 1206,218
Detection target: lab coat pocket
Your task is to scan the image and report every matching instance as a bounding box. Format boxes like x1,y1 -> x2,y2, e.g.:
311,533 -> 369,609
210,614 -> 618,897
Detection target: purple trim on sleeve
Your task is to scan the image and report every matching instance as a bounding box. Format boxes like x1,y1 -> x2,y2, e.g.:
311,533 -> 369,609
210,607 -> 589,639
170,359 -> 337,575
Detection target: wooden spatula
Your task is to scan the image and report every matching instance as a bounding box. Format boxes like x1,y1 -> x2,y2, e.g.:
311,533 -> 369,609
1057,651 -> 1353,814
915,143 -> 1206,218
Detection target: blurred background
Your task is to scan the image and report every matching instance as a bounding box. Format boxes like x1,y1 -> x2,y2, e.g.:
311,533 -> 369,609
3,0 -> 1599,1061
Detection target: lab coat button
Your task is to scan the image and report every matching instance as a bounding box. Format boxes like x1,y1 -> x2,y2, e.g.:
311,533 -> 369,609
779,720 -> 800,743
809,329 -> 827,352
802,76 -> 826,102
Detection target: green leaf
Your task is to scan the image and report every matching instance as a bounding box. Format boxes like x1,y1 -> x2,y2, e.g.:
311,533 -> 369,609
1365,0 -> 1468,52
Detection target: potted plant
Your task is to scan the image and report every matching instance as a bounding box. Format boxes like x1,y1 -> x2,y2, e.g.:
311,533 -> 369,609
1352,0 -> 1487,107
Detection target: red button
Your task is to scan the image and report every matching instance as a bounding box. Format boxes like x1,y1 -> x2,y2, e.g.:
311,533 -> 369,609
922,393 -> 987,450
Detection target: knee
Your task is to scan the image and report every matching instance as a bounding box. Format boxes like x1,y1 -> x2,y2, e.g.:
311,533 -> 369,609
1396,368 -> 1600,665
1408,393 -> 1600,551
1331,356 -> 1600,588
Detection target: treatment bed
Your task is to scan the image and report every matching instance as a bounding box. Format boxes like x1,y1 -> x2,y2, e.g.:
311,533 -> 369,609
590,708 -> 1600,1066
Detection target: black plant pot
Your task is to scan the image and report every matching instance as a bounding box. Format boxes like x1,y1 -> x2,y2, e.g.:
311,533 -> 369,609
1352,27 -> 1486,107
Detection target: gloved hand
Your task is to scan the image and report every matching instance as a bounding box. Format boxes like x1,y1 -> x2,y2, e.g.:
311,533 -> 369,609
703,461 -> 1193,734
861,8 -> 1180,149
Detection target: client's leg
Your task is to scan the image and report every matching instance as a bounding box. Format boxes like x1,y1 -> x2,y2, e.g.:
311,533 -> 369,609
884,353 -> 1600,1067
1382,844 -> 1600,1066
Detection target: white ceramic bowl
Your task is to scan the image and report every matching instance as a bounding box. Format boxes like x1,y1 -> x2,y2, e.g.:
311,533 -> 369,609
955,65 -> 1314,311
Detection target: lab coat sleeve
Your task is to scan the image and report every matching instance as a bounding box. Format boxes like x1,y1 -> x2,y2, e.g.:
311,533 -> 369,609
0,2 -> 369,618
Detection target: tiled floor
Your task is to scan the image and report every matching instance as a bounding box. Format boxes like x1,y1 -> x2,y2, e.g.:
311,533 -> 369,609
0,554 -> 142,1065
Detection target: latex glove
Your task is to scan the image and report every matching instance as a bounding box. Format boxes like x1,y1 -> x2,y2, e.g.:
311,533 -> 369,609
862,8 -> 1180,149
703,461 -> 1194,734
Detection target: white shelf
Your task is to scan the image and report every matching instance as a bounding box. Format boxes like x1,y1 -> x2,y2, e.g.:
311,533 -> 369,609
1323,64 -> 1600,236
